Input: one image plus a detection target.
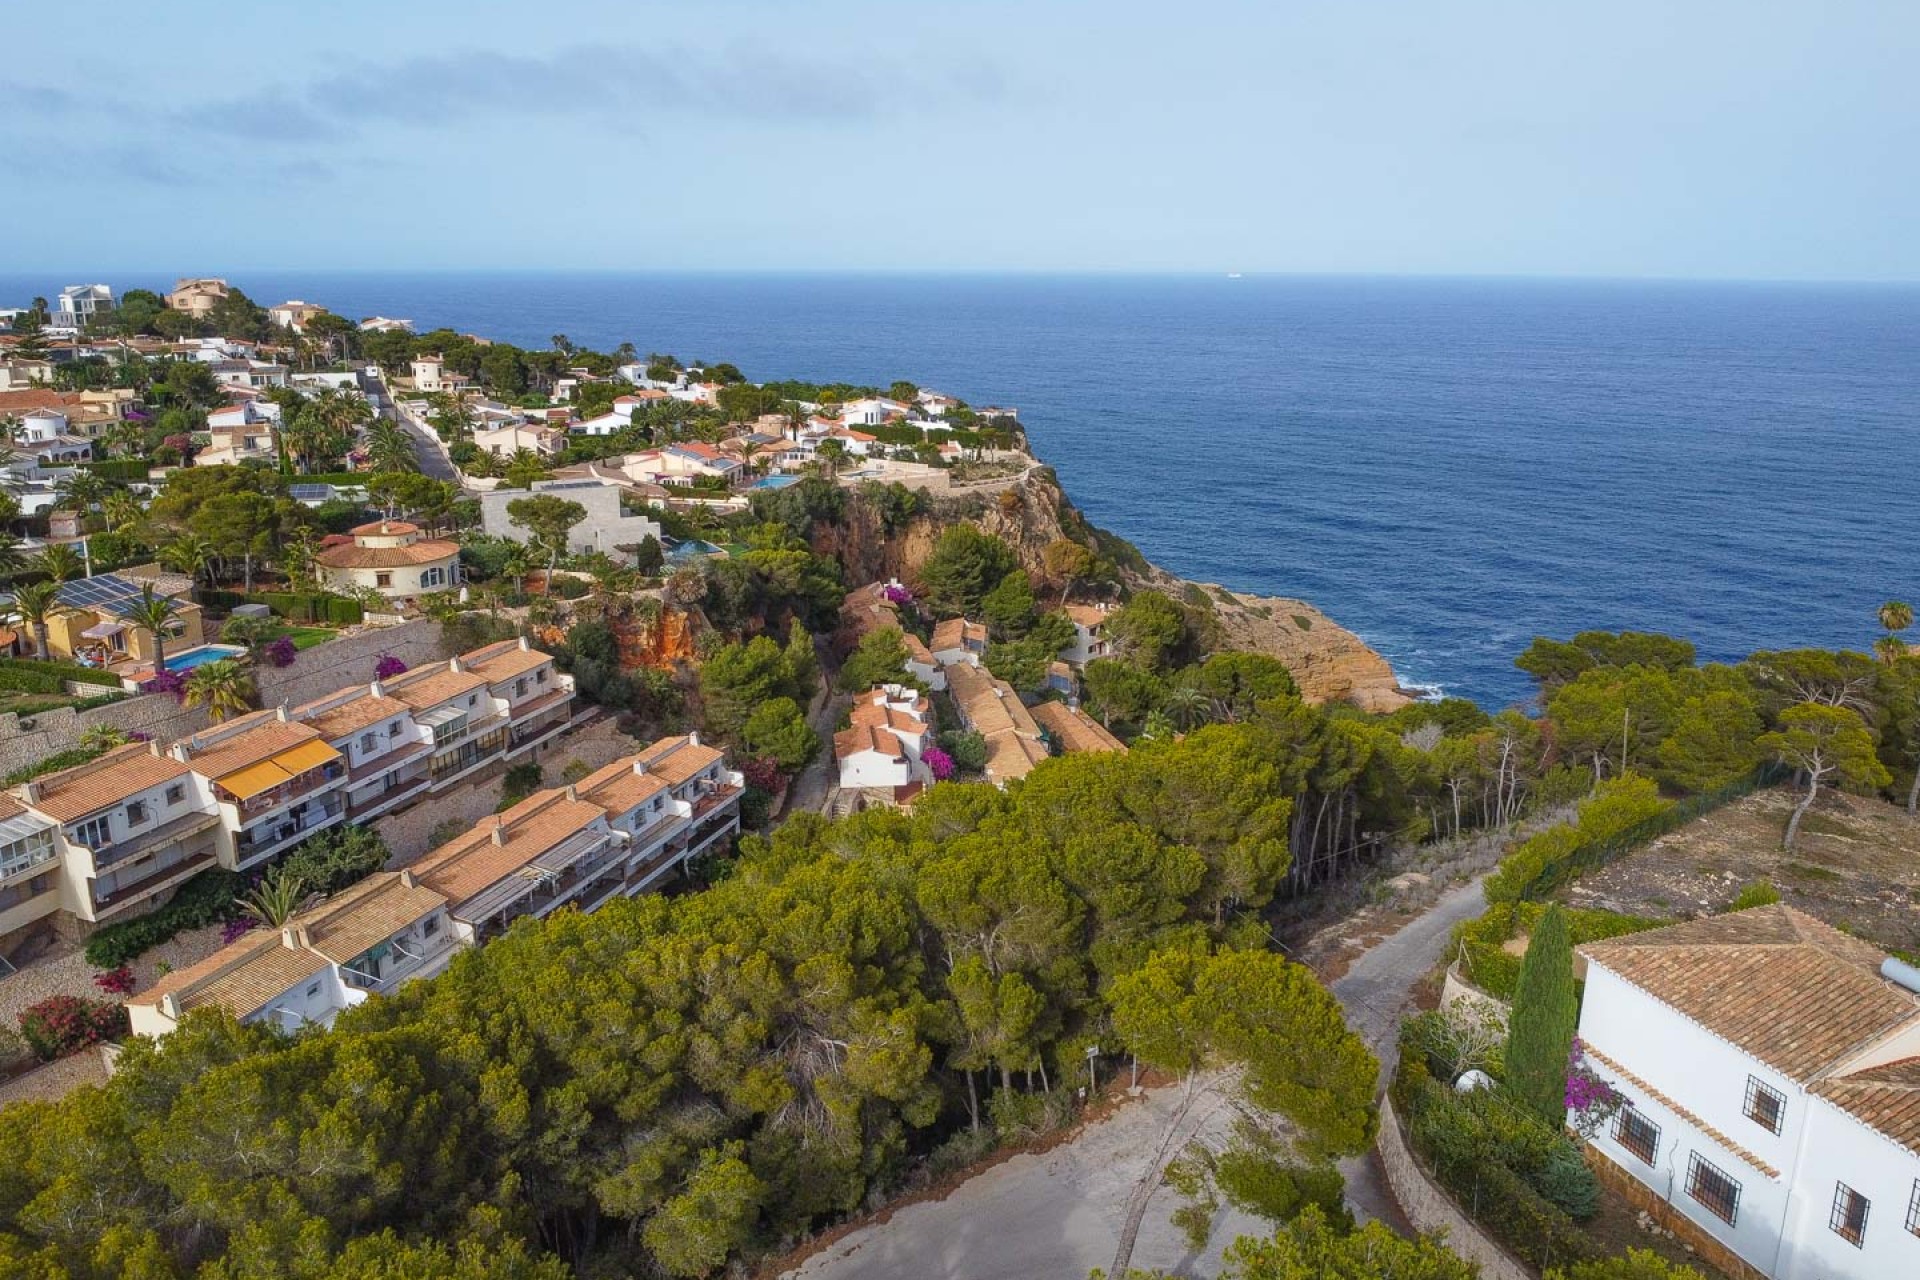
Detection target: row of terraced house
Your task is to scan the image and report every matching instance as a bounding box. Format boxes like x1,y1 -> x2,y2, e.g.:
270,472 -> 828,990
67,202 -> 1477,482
0,636 -> 585,957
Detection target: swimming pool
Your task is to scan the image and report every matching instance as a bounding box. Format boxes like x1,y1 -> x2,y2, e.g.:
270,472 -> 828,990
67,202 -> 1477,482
751,475 -> 800,490
164,644 -> 246,671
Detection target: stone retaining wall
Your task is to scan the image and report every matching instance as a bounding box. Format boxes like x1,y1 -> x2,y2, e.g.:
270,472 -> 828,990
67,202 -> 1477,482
1440,963 -> 1513,1028
1375,1095 -> 1532,1280
0,695 -> 210,780
253,619 -> 446,710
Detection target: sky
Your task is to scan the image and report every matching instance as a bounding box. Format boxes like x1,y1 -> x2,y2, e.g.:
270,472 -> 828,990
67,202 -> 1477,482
5,0 -> 1916,279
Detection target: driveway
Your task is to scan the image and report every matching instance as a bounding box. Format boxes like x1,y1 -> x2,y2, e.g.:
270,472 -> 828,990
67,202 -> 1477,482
1330,874 -> 1490,1228
370,375 -> 459,482
783,877 -> 1494,1280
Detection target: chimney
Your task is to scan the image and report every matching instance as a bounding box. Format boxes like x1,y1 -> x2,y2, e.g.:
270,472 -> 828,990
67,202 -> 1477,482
449,655 -> 465,673
565,784 -> 578,802
490,822 -> 506,847
370,679 -> 384,698
518,635 -> 531,652
148,739 -> 164,758
687,731 -> 700,747
400,869 -> 417,889
275,704 -> 289,722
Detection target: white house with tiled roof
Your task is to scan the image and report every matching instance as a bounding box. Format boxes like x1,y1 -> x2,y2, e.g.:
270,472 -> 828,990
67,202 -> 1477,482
170,710 -> 349,873
1577,905 -> 1920,1280
292,684 -> 434,823
313,520 -> 461,603
125,869 -> 454,1037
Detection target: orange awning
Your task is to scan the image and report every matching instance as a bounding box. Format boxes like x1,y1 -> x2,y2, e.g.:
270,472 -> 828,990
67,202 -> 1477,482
218,741 -> 342,800
273,741 -> 340,775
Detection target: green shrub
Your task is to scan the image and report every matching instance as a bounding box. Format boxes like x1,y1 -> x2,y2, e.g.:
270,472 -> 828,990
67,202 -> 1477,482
0,659 -> 125,693
497,762 -> 545,811
7,744 -> 115,786
1455,902 -> 1666,1001
273,826 -> 390,898
83,869 -> 245,968
1730,879 -> 1781,910
1535,1140 -> 1601,1221
1485,824 -> 1586,904
548,576 -> 588,600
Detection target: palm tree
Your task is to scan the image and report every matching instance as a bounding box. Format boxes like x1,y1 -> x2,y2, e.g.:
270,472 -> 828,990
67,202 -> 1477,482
0,532 -> 24,581
815,438 -> 848,480
183,658 -> 256,722
11,581 -> 67,659
1879,600 -> 1914,663
54,467 -> 109,513
280,529 -> 319,589
240,871 -> 308,928
365,419 -> 420,473
101,491 -> 142,533
735,436 -> 766,479
34,543 -> 84,583
1162,681 -> 1211,731
125,585 -> 182,673
502,544 -> 532,599
100,418 -> 146,461
159,533 -> 217,589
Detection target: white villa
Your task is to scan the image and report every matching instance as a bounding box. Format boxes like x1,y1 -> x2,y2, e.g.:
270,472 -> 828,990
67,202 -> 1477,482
1577,905 -> 1920,1280
834,684 -> 933,796
314,520 -> 461,603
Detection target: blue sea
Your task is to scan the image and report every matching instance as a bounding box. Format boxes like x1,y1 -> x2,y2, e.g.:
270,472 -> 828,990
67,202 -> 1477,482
12,272 -> 1918,709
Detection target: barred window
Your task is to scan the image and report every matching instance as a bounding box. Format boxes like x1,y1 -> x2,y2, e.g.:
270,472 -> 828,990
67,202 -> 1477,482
1830,1182 -> 1869,1247
1686,1152 -> 1741,1225
1743,1075 -> 1785,1134
1613,1107 -> 1660,1165
1907,1179 -> 1920,1237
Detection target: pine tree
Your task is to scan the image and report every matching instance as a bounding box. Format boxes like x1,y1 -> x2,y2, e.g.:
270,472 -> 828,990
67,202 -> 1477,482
1505,903 -> 1577,1126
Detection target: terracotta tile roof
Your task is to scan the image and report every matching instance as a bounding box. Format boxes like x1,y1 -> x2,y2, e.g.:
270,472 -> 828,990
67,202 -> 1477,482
0,794 -> 25,821
136,930 -> 329,1020
21,743 -> 193,822
903,632 -> 935,664
315,538 -> 460,570
835,723 -> 906,762
298,872 -> 445,964
1584,1043 -> 1780,1177
1031,701 -> 1127,754
296,691 -> 411,740
463,640 -> 548,683
931,618 -> 987,653
412,790 -> 605,907
574,756 -> 671,817
1580,906 -> 1920,1082
984,730 -> 1050,782
180,718 -> 325,781
0,388 -> 69,414
1064,604 -> 1110,629
1813,1057 -> 1920,1155
947,663 -> 1041,739
383,663 -> 490,710
849,700 -> 927,736
634,735 -> 723,786
350,520 -> 420,536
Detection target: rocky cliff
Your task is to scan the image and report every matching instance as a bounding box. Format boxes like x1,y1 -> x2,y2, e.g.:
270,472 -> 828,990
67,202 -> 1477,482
815,465 -> 1412,712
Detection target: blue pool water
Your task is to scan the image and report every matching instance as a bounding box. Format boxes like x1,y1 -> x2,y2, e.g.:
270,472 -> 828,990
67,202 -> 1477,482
165,645 -> 245,672
12,271 -> 1916,707
752,475 -> 801,490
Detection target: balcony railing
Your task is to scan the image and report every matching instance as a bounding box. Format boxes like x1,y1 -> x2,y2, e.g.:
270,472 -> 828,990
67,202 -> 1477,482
0,841 -> 60,884
236,797 -> 346,862
92,851 -> 217,918
86,810 -> 221,873
228,764 -> 347,817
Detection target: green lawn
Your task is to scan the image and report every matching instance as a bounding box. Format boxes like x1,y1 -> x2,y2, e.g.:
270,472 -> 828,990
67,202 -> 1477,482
286,628 -> 338,651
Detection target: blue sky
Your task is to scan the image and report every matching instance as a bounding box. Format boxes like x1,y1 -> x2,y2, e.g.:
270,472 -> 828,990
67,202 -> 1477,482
6,0 -> 1915,278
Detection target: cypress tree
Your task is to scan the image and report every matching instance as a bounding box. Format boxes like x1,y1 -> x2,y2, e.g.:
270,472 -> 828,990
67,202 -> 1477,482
1505,903 -> 1577,1125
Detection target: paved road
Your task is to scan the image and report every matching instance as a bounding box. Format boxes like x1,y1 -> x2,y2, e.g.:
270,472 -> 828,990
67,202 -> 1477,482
370,375 -> 459,482
1330,874 -> 1491,1228
783,877 -> 1494,1280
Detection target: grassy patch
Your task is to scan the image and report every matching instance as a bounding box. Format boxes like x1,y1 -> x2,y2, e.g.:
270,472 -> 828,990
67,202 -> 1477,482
1796,812 -> 1858,840
1212,586 -> 1238,606
285,627 -> 337,651
1291,613 -> 1315,631
1784,861 -> 1842,882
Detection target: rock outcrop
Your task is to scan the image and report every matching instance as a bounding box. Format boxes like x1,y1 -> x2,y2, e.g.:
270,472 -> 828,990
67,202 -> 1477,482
1198,586 -> 1411,712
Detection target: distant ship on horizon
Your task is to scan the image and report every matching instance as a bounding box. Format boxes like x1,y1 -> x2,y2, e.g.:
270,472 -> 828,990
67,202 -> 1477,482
1226,272 -> 1243,279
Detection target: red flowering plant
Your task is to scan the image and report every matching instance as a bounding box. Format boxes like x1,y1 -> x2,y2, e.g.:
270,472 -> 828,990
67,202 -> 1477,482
92,965 -> 136,996
1564,1037 -> 1622,1139
923,746 -> 956,782
140,669 -> 188,701
17,995 -> 128,1061
738,757 -> 783,793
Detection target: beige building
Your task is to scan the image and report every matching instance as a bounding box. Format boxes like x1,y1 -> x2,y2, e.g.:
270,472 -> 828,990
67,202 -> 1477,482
314,520 -> 461,603
164,278 -> 229,317
46,572 -> 206,669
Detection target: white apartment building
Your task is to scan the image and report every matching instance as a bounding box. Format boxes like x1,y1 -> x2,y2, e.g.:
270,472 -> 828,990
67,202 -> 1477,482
834,685 -> 933,794
378,637 -> 576,792
55,284 -> 114,325
1577,905 -> 1920,1280
171,711 -> 349,873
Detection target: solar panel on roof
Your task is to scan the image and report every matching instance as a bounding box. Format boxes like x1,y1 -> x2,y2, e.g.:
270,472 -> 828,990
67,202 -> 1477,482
57,575 -> 140,608
288,484 -> 334,500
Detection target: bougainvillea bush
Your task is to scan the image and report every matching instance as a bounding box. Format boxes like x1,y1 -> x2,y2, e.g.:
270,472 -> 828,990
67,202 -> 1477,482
17,995 -> 128,1061
139,669 -> 188,700
374,654 -> 409,681
738,757 -> 783,794
264,636 -> 298,668
91,965 -> 137,996
923,746 -> 956,782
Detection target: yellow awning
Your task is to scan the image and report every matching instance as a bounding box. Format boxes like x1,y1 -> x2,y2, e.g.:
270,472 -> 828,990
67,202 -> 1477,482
220,760 -> 291,802
273,741 -> 341,775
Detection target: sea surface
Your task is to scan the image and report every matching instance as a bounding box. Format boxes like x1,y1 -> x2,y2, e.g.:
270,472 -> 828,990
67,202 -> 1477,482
12,272 -> 1919,709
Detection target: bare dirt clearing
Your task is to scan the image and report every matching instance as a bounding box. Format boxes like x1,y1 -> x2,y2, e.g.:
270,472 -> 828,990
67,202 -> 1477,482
1568,786 -> 1920,955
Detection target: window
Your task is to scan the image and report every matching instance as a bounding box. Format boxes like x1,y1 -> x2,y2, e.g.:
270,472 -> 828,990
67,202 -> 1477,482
306,983 -> 321,998
74,816 -> 112,850
536,667 -> 548,684
1613,1107 -> 1660,1166
515,678 -> 528,697
361,733 -> 378,754
1830,1182 -> 1869,1246
1685,1152 -> 1741,1225
124,801 -> 150,826
422,916 -> 439,937
165,783 -> 185,806
1908,1179 -> 1920,1237
375,572 -> 393,588
1744,1076 -> 1785,1134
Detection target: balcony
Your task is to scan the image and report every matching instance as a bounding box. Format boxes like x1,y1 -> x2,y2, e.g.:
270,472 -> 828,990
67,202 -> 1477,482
91,850 -> 218,920
346,773 -> 431,822
235,797 -> 346,866
86,810 -> 221,875
226,764 -> 347,818
428,726 -> 510,788
346,738 -> 431,784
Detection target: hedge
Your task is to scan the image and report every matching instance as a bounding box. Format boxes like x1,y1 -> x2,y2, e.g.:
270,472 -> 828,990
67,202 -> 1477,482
80,459 -> 153,482
1454,902 -> 1669,1001
82,868 -> 245,969
198,589 -> 364,625
0,659 -> 126,693
1485,765 -> 1785,904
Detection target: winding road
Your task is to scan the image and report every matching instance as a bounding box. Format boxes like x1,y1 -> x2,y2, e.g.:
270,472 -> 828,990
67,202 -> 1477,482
783,876 -> 1493,1280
